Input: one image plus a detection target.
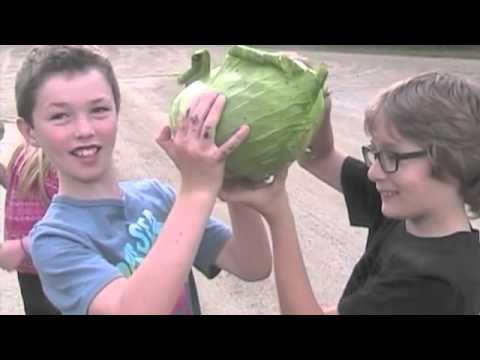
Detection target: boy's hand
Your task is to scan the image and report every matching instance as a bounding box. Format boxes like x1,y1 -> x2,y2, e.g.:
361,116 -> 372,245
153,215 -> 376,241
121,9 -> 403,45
219,165 -> 291,221
157,91 -> 250,195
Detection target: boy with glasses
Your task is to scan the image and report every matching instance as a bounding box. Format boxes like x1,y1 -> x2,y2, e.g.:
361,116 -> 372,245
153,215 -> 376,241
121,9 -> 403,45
221,71 -> 480,314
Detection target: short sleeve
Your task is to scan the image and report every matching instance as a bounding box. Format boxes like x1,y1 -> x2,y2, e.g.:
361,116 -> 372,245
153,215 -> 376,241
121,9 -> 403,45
30,224 -> 123,315
194,217 -> 232,279
341,157 -> 382,228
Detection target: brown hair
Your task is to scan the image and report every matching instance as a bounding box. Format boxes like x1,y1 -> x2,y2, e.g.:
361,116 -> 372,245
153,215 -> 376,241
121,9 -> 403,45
13,45 -> 121,200
364,72 -> 480,217
15,45 -> 121,127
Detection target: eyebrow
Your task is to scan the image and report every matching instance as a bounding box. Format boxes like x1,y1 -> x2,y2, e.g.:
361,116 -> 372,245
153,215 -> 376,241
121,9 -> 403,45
89,97 -> 110,104
48,98 -> 110,108
48,102 -> 69,108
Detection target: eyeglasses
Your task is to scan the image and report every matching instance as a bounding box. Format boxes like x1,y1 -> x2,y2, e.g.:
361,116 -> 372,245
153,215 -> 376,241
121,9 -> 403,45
361,145 -> 428,174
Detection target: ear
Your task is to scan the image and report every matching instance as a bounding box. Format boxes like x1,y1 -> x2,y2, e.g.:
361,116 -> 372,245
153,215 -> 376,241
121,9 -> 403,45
17,117 -> 40,148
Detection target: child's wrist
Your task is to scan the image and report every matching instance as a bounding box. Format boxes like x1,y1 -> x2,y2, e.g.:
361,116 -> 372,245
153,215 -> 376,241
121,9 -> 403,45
179,184 -> 218,201
262,195 -> 291,225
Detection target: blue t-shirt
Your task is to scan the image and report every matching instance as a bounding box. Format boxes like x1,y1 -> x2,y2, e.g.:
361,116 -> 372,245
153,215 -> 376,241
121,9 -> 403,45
30,179 -> 232,315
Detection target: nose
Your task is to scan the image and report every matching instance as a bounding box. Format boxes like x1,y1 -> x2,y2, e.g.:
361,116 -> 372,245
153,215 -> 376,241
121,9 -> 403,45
367,158 -> 387,182
74,114 -> 95,139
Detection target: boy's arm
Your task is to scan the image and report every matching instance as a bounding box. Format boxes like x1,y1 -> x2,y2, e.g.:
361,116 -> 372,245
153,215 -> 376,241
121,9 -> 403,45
89,190 -> 217,315
266,194 -> 324,315
218,169 -> 326,315
0,239 -> 27,272
90,91 -> 250,315
298,94 -> 347,193
215,202 -> 272,282
92,198 -> 272,314
300,150 -> 347,193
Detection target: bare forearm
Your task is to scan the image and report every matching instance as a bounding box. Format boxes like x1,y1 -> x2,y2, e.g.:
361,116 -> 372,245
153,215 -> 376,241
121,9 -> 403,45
0,239 -> 26,272
310,111 -> 335,159
298,102 -> 346,193
226,203 -> 271,280
116,191 -> 216,314
266,198 -> 323,315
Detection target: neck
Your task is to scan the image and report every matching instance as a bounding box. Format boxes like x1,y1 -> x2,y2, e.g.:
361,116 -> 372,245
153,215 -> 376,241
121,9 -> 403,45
405,203 -> 471,238
57,167 -> 122,200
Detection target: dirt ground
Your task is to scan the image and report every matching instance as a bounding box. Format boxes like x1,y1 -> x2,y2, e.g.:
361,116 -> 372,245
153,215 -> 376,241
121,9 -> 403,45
0,45 -> 479,315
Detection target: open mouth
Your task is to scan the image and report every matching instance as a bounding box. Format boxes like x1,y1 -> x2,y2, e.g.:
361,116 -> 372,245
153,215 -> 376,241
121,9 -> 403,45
379,190 -> 399,200
70,145 -> 101,158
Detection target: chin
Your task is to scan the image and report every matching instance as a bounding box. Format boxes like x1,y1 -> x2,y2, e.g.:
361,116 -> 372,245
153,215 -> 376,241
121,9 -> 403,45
69,169 -> 107,183
381,205 -> 406,220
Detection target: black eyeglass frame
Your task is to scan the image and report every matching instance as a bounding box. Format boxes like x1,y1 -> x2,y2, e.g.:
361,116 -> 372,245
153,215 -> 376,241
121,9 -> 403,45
361,145 -> 429,174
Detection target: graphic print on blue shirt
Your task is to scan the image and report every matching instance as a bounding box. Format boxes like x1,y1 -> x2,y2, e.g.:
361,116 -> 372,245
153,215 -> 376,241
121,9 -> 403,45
115,209 -> 162,276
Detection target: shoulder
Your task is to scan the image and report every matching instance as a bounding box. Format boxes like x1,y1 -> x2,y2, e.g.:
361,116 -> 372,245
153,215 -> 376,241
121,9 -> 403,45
443,229 -> 480,280
342,157 -> 368,180
387,227 -> 480,288
422,230 -> 480,272
30,198 -> 101,247
31,202 -> 89,241
29,213 -> 91,265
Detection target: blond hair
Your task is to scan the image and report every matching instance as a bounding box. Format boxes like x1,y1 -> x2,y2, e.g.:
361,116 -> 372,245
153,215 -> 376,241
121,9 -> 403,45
364,71 -> 480,218
7,143 -> 54,204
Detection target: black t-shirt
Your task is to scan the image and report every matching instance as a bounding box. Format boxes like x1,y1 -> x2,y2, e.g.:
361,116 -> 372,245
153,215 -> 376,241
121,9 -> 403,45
337,157 -> 480,315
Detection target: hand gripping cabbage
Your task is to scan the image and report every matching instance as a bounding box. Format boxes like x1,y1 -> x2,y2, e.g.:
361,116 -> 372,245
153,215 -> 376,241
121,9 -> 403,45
170,45 -> 328,182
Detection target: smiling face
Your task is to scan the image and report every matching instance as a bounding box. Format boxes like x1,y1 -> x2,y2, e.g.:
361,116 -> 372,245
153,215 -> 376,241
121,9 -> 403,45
367,113 -> 465,232
19,68 -> 118,193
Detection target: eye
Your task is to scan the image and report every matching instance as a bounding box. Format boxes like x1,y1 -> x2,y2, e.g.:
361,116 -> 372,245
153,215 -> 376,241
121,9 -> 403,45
383,151 -> 398,164
92,106 -> 110,114
50,112 -> 69,121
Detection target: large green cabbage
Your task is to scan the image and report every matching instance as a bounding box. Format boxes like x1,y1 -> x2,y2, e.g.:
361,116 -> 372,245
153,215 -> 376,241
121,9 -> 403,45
170,45 -> 328,182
